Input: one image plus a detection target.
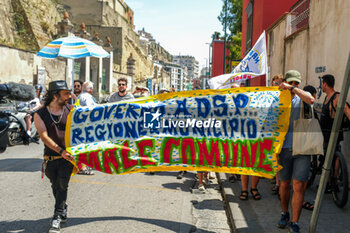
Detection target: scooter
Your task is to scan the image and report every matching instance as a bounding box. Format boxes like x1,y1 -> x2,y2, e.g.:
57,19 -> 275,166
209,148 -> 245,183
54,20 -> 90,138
8,101 -> 39,146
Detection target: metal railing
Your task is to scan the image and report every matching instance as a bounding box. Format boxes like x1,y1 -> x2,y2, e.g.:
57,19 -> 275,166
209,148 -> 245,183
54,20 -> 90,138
286,0 -> 310,37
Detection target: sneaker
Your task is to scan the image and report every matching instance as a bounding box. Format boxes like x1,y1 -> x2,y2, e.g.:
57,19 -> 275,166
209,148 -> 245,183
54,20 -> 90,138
208,172 -> 215,179
204,178 -> 211,186
177,171 -> 184,179
49,215 -> 61,233
198,184 -> 205,191
277,212 -> 290,229
26,130 -> 31,137
288,222 -> 300,233
61,204 -> 67,224
325,183 -> 332,193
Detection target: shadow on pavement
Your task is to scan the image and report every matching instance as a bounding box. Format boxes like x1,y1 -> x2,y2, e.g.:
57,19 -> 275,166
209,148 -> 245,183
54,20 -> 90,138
0,158 -> 42,172
192,199 -> 225,211
144,171 -> 195,178
162,178 -> 195,192
0,216 -> 216,233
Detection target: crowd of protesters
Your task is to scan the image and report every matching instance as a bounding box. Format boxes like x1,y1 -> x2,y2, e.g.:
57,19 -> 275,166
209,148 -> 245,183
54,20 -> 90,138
30,71 -> 349,233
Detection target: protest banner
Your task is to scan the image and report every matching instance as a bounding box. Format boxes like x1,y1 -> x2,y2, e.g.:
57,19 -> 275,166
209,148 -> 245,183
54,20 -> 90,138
208,31 -> 267,89
66,87 -> 291,178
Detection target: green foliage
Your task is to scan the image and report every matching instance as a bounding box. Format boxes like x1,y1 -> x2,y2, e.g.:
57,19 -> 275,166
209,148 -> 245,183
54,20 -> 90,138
211,31 -> 222,40
13,13 -> 26,35
227,32 -> 242,61
218,0 -> 242,36
225,32 -> 242,72
217,0 -> 243,72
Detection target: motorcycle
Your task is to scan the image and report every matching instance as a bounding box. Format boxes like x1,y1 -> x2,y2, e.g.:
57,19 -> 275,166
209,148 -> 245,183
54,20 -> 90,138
8,101 -> 39,146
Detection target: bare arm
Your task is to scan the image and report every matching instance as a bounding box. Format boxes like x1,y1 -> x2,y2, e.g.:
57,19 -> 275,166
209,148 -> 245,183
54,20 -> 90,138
34,112 -> 74,161
333,95 -> 350,120
279,82 -> 314,105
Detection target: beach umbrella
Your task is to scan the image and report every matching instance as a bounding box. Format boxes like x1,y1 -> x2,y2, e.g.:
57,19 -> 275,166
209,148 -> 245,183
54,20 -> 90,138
37,35 -> 110,89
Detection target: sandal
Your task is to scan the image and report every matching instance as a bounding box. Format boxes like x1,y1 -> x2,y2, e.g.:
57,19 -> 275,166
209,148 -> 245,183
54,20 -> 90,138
250,188 -> 262,200
302,201 -> 314,211
272,185 -> 279,195
239,190 -> 249,200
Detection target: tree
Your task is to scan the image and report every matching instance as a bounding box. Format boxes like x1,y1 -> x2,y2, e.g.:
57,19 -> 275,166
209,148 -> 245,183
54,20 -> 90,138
217,0 -> 242,72
218,0 -> 242,36
227,32 -> 242,71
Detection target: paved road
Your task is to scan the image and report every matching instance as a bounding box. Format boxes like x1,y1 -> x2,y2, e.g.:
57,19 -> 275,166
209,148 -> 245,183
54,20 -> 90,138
221,173 -> 350,233
0,142 -> 231,233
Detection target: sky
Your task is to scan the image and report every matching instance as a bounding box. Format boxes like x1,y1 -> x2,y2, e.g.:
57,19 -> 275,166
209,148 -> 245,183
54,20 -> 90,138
126,0 -> 224,70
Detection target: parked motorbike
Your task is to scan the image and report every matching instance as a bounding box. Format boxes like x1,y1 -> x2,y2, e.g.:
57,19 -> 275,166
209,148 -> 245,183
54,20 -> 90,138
0,82 -> 37,153
8,101 -> 39,146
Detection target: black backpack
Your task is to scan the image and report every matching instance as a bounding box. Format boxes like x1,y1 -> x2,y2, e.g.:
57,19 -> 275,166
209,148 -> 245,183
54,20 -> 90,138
330,92 -> 350,130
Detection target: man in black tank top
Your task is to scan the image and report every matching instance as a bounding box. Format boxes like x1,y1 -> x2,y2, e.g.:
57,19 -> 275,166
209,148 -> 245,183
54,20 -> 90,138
34,80 -> 74,233
320,74 -> 350,146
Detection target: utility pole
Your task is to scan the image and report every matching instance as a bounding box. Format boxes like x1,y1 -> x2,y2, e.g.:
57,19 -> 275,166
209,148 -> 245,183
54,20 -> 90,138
206,42 -> 211,78
223,0 -> 228,74
309,53 -> 350,233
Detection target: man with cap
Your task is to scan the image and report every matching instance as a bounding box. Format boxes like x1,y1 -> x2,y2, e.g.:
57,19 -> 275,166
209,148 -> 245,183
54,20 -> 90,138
34,80 -> 75,233
277,70 -> 315,233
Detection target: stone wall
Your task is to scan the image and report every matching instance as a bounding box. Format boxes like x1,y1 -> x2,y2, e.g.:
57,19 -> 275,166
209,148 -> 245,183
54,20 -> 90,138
57,0 -> 153,86
0,0 -> 17,46
123,36 -> 153,84
0,45 -> 66,87
19,0 -> 62,48
56,0 -> 103,26
0,0 -> 62,51
86,25 -> 123,66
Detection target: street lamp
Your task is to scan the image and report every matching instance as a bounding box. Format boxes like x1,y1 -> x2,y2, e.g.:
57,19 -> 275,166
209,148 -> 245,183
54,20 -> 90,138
223,0 -> 228,74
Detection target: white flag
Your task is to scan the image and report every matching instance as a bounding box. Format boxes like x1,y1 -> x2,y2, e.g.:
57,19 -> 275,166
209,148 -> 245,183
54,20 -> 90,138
208,31 -> 267,89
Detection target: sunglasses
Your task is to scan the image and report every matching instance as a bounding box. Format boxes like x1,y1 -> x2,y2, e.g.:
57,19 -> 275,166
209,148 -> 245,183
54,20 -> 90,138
288,81 -> 300,85
118,83 -> 126,86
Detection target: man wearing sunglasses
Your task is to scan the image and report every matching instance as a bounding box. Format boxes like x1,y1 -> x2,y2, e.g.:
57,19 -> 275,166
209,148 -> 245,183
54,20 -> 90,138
108,78 -> 134,103
277,70 -> 315,233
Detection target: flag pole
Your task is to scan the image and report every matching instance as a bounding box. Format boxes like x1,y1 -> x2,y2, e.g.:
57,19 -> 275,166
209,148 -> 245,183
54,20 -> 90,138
309,52 -> 350,233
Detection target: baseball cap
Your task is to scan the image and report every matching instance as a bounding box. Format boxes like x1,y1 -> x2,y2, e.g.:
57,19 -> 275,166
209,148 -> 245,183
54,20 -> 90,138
285,70 -> 302,83
48,80 -> 71,92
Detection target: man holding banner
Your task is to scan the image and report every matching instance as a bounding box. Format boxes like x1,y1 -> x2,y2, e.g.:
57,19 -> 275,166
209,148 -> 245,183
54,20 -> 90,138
277,70 -> 315,233
34,80 -> 75,233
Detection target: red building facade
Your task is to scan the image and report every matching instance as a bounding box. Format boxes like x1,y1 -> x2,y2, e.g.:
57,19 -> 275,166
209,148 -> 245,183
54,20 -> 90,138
211,40 -> 231,78
242,0 -> 298,86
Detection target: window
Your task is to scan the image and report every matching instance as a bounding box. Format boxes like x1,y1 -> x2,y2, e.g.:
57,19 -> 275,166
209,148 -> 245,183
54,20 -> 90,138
245,0 -> 254,52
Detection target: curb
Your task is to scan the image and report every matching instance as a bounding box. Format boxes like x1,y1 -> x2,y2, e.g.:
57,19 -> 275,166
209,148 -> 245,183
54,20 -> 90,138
216,172 -> 237,233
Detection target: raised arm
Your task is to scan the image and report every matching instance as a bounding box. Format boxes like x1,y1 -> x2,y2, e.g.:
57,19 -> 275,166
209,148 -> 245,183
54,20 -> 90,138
279,82 -> 314,105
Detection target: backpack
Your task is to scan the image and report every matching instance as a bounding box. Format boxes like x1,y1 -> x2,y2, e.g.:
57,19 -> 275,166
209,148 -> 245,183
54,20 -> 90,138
330,92 -> 350,130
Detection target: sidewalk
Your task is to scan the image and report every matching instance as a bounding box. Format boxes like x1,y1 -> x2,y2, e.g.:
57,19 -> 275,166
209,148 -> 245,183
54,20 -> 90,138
188,172 -> 232,233
219,173 -> 350,233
